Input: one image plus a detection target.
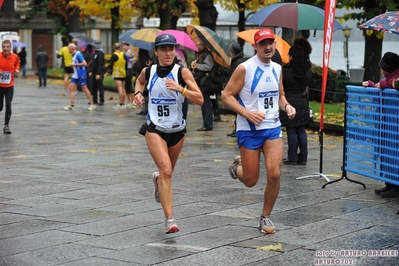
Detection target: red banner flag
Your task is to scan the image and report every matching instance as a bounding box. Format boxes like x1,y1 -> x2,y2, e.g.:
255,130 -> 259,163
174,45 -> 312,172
0,0 -> 4,8
320,0 -> 337,130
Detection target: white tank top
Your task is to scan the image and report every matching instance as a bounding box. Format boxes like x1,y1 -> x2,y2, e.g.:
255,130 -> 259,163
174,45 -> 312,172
147,64 -> 186,132
236,55 -> 282,131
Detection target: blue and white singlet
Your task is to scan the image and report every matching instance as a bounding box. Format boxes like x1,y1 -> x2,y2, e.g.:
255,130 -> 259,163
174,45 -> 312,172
236,55 -> 282,131
71,51 -> 86,79
146,64 -> 186,133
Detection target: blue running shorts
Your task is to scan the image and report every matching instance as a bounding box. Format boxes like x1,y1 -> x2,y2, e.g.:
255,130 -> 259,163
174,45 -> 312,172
71,76 -> 87,86
237,126 -> 282,150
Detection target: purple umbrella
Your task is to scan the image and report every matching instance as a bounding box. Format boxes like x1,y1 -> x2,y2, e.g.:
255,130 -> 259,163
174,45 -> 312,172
13,42 -> 27,48
358,11 -> 399,34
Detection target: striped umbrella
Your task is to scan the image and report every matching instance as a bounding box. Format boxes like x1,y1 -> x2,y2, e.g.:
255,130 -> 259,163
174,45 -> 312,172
246,2 -> 344,31
186,25 -> 230,68
123,28 -> 161,51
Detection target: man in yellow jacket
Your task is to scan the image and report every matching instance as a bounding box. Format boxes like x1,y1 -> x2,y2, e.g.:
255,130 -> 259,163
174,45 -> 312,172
56,39 -> 73,95
108,43 -> 126,110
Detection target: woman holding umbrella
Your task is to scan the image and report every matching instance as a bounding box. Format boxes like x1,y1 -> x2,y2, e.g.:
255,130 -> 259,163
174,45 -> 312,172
133,34 -> 203,234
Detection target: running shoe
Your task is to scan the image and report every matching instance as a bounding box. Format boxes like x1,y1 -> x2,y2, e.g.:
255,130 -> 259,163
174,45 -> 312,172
3,126 -> 11,134
126,103 -> 135,109
165,217 -> 180,234
229,155 -> 241,179
113,104 -> 126,110
259,215 -> 276,234
88,104 -> 97,111
64,105 -> 75,111
152,172 -> 160,203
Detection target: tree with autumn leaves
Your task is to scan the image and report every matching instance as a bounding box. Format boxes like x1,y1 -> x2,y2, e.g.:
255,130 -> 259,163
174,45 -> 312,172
25,0 -> 398,82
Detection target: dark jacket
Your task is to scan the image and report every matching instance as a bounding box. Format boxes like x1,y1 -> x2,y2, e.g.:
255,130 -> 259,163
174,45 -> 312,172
18,48 -> 27,66
280,59 -> 312,127
229,51 -> 246,78
83,45 -> 94,75
34,45 -> 49,70
91,48 -> 105,75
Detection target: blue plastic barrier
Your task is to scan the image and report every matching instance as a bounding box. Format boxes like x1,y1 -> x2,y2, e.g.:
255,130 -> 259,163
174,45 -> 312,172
345,86 -> 399,186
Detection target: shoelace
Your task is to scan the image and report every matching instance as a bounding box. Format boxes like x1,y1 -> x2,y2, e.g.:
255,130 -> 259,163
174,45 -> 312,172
262,217 -> 274,227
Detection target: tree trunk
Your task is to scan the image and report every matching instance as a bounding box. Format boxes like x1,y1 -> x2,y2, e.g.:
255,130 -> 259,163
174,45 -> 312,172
236,0 -> 245,48
158,1 -> 171,30
196,0 -> 218,32
110,6 -> 120,45
363,35 -> 383,82
67,9 -> 81,33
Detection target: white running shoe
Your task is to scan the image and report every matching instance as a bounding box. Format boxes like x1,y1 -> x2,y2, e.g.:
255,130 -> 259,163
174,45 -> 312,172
113,104 -> 126,110
88,104 -> 96,111
64,105 -> 75,111
126,103 -> 135,109
165,217 -> 180,234
152,172 -> 160,203
259,215 -> 276,234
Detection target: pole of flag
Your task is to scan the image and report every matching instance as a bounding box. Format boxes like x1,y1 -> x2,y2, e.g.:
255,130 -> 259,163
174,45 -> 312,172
296,0 -> 337,183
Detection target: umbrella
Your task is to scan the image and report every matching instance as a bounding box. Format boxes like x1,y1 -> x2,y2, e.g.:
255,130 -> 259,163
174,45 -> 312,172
157,29 -> 198,52
69,32 -> 95,45
13,42 -> 27,48
236,29 -> 290,64
246,2 -> 344,31
123,28 -> 161,51
186,25 -> 230,68
119,29 -> 137,44
358,11 -> 399,34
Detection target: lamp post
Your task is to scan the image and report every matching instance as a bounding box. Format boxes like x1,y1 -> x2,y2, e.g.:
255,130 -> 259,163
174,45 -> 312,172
343,26 -> 352,76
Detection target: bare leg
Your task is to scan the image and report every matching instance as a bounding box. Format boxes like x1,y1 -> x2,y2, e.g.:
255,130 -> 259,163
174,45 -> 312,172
261,138 -> 283,216
81,85 -> 93,105
145,132 -> 184,219
69,82 -> 76,104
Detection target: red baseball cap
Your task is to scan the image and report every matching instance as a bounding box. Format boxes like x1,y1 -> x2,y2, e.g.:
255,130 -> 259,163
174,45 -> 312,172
254,28 -> 275,44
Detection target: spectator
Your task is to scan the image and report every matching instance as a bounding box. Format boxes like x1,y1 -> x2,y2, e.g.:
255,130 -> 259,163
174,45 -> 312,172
226,42 -> 246,138
135,48 -> 153,115
367,52 -> 399,198
18,47 -> 27,78
89,42 -> 105,105
34,45 -> 49,88
191,39 -> 216,131
280,45 -> 312,165
83,44 -> 94,96
362,52 -> 399,89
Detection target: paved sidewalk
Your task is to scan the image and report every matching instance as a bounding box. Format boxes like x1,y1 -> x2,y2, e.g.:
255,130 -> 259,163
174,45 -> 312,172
0,78 -> 398,265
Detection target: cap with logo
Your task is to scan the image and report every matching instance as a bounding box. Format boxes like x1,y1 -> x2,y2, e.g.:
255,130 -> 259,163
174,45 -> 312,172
254,28 -> 275,44
154,34 -> 178,47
